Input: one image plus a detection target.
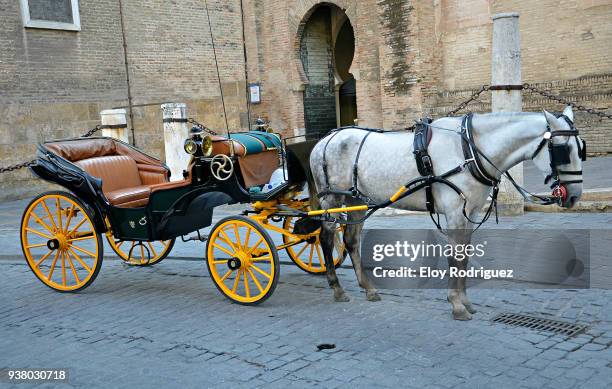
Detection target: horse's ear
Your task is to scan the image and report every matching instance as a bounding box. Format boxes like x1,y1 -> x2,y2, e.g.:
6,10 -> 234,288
562,105 -> 574,123
543,110 -> 561,131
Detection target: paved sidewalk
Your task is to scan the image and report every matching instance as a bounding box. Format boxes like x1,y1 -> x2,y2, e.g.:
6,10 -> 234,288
0,199 -> 611,388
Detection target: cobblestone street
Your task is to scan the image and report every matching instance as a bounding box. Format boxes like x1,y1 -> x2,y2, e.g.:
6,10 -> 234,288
1,200 -> 611,388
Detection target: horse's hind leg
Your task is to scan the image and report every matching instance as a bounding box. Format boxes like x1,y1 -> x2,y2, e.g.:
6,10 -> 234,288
319,196 -> 349,302
343,216 -> 381,301
320,221 -> 349,302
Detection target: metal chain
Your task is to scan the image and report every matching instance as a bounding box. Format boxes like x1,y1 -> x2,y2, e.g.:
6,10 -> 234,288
522,83 -> 612,120
80,124 -> 102,138
0,160 -> 38,174
1,124 -> 103,174
444,85 -> 490,117
187,118 -> 218,135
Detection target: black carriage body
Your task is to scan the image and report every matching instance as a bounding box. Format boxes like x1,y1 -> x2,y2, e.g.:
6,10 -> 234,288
30,135 -> 316,242
31,137 -> 250,242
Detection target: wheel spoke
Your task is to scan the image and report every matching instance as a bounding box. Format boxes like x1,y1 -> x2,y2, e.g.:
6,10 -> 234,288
68,235 -> 94,243
61,251 -> 67,286
315,244 -> 324,267
63,205 -> 76,233
246,237 -> 264,255
41,200 -> 58,231
147,242 -> 157,257
35,250 -> 53,267
116,240 -> 125,248
251,263 -> 271,279
247,268 -> 264,293
25,227 -> 53,240
26,243 -> 47,249
129,241 -> 136,259
294,243 -> 308,260
233,224 -> 242,249
232,269 -> 242,292
212,259 -> 229,265
220,230 -> 238,251
47,251 -> 60,280
70,243 -> 97,258
30,211 -> 54,233
56,198 -> 63,232
220,269 -> 233,282
212,243 -> 235,257
140,244 -> 146,263
244,227 -> 251,249
244,269 -> 251,298
65,251 -> 81,284
68,247 -> 92,273
68,218 -> 87,236
251,255 -> 272,262
308,245 -> 314,268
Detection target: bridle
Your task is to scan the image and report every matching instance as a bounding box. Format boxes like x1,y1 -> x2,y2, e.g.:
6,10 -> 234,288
531,114 -> 587,200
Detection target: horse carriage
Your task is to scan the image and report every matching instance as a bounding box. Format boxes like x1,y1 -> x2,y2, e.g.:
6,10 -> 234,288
21,126 -> 344,305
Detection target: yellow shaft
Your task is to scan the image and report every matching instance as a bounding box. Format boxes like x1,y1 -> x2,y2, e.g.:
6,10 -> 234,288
307,205 -> 369,216
389,186 -> 408,202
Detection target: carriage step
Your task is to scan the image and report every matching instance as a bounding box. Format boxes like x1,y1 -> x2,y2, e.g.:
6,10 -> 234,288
181,232 -> 208,242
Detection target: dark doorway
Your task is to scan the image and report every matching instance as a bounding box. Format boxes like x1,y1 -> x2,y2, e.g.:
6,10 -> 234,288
300,6 -> 356,135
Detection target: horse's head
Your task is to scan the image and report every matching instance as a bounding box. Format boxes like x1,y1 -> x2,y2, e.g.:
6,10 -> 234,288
532,106 -> 585,208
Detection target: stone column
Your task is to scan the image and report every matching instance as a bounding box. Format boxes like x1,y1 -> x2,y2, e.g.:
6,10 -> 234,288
161,103 -> 190,182
491,12 -> 524,215
99,109 -> 129,143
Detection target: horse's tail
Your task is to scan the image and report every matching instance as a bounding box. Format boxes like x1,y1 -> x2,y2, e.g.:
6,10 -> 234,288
307,172 -> 321,212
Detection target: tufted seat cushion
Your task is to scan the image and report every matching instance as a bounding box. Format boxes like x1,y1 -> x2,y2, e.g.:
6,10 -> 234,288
75,155 -> 152,207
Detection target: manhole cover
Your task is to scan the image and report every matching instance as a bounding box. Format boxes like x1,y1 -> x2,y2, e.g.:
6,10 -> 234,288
491,313 -> 588,337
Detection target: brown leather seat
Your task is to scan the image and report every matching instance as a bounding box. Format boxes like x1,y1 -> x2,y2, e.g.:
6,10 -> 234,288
75,155 -> 152,208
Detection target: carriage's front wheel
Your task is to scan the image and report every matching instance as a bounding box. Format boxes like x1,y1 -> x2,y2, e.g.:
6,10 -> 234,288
206,216 -> 279,305
282,217 -> 346,274
106,234 -> 174,266
21,191 -> 103,292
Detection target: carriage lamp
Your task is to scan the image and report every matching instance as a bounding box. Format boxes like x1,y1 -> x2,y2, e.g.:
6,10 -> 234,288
183,136 -> 213,157
184,139 -> 198,155
202,135 -> 213,157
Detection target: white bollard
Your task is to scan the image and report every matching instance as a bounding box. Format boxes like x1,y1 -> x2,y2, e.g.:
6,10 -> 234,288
161,103 -> 190,182
99,109 -> 129,143
491,12 -> 524,215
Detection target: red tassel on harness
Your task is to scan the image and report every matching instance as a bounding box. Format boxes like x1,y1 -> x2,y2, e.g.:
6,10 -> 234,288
552,185 -> 567,204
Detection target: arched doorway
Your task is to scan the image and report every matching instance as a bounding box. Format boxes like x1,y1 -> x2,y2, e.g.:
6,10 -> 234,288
299,5 -> 357,135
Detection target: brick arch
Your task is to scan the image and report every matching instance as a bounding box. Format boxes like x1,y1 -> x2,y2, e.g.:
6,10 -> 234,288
290,1 -> 357,85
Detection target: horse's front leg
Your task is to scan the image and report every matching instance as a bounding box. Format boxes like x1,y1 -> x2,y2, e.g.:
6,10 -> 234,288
342,216 -> 381,302
445,214 -> 475,320
320,221 -> 349,302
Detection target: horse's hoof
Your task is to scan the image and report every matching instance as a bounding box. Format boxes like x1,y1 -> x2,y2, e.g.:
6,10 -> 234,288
463,303 -> 477,314
366,290 -> 381,301
334,290 -> 350,302
452,308 -> 472,321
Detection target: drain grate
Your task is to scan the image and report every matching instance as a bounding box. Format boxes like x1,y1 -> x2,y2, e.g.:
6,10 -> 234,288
491,313 -> 588,337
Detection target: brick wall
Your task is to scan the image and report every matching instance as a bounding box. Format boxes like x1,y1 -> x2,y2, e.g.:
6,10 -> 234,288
0,0 -> 248,201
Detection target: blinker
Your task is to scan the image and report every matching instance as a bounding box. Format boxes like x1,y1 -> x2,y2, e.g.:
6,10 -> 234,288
551,144 -> 571,166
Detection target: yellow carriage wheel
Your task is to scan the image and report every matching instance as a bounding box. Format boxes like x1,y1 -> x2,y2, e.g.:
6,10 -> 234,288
20,191 -> 103,292
206,216 -> 279,305
282,216 -> 346,274
106,235 -> 175,266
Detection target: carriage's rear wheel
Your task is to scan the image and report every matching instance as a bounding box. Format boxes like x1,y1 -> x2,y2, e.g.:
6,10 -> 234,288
106,235 -> 174,266
282,216 -> 346,274
206,216 -> 279,305
21,191 -> 103,292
